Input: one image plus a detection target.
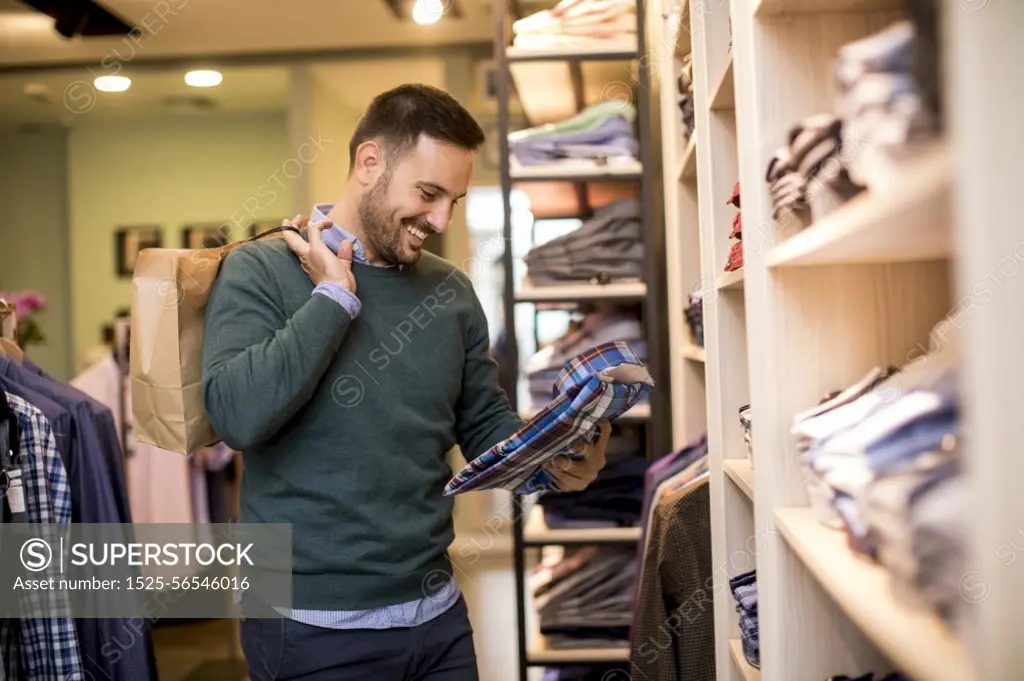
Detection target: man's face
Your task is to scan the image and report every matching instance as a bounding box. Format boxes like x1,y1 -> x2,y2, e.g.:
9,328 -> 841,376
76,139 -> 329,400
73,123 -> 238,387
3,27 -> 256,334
358,134 -> 474,266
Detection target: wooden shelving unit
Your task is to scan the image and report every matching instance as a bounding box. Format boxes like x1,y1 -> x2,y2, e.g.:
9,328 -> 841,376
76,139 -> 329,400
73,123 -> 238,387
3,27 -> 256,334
654,0 -> 1016,680
495,2 -> 670,679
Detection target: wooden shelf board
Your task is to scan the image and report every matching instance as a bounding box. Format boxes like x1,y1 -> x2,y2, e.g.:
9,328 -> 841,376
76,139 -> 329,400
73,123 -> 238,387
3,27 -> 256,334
754,0 -> 904,16
729,639 -> 761,681
766,143 -> 954,267
523,505 -> 642,546
774,508 -> 978,681
509,159 -> 643,183
723,459 -> 755,501
681,344 -> 706,363
673,0 -> 692,56
506,45 -> 638,63
710,54 -> 735,111
527,638 -> 630,665
514,278 -> 647,303
716,269 -> 745,291
677,137 -> 697,182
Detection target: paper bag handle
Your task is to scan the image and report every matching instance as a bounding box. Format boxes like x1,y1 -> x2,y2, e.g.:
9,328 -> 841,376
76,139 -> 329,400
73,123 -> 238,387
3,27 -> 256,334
220,225 -> 300,257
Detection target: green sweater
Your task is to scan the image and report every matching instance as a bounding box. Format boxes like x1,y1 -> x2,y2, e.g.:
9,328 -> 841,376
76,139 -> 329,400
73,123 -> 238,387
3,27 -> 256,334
201,238 -> 521,610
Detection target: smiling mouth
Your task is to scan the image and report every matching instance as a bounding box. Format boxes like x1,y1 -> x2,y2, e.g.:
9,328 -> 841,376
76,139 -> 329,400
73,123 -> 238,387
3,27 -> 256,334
405,224 -> 430,242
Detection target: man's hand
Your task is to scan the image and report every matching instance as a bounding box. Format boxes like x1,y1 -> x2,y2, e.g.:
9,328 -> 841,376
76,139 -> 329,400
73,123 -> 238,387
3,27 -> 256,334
280,214 -> 357,294
543,421 -> 611,492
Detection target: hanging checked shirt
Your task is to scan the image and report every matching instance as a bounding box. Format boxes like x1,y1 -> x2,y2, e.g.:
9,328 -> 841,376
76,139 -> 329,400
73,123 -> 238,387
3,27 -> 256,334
0,392 -> 82,681
445,341 -> 653,496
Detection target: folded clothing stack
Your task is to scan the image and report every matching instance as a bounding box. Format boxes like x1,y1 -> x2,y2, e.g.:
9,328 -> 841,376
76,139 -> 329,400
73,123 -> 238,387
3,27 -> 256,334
509,102 -> 638,170
724,182 -> 743,272
728,570 -> 759,669
525,306 -> 645,409
765,114 -> 865,222
792,319 -> 967,629
738,404 -> 752,464
524,198 -> 645,286
684,291 -> 703,347
539,454 -> 651,529
835,20 -> 938,188
513,0 -> 637,52
678,54 -> 695,141
826,674 -> 910,681
541,666 -> 631,681
532,546 -> 638,649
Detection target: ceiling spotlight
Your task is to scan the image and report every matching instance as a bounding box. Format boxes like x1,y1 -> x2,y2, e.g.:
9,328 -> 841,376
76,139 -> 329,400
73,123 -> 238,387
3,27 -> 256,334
412,0 -> 444,25
185,69 -> 223,88
94,75 -> 131,92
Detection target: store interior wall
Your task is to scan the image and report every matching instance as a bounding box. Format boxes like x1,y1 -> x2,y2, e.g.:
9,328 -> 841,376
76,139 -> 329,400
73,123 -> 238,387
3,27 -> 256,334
0,126 -> 73,379
67,112 -> 294,371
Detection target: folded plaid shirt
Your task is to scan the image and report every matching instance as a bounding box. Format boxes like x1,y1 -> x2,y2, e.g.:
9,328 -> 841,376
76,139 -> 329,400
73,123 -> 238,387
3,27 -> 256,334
445,342 -> 653,496
729,569 -> 759,668
0,392 -> 82,681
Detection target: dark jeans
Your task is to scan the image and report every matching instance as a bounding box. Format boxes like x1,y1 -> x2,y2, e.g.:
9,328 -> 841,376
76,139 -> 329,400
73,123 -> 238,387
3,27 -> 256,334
240,597 -> 478,681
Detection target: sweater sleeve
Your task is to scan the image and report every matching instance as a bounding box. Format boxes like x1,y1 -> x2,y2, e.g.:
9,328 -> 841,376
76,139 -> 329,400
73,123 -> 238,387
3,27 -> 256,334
202,246 -> 353,451
453,276 -> 522,461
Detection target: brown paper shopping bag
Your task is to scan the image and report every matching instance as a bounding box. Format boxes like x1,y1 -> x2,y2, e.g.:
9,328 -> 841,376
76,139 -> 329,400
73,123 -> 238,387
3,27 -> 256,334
130,227 -> 290,454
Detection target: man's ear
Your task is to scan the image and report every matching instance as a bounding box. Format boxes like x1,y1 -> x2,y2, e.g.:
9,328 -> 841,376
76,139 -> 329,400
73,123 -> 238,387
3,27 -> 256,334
353,140 -> 385,186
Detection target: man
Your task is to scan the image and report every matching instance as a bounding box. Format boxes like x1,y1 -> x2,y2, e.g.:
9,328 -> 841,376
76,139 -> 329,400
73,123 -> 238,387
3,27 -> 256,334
202,84 -> 611,681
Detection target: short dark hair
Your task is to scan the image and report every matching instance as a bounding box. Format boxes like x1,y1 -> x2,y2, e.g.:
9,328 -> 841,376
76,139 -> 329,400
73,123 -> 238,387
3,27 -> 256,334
348,84 -> 485,168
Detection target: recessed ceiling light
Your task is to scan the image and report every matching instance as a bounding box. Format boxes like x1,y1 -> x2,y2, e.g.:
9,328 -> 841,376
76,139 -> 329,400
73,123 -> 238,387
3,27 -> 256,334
412,0 -> 444,25
185,69 -> 223,88
94,75 -> 131,92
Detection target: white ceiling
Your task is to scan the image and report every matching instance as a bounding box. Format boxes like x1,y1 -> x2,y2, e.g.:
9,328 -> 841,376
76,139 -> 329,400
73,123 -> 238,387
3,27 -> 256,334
0,64 -> 290,128
0,0 -> 494,67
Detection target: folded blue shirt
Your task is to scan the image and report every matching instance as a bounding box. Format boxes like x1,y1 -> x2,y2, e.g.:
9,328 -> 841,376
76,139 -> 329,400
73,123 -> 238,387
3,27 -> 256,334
444,341 -> 653,496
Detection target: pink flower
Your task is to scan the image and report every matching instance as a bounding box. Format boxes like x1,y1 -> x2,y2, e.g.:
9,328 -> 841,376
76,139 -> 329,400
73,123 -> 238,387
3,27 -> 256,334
0,290 -> 48,318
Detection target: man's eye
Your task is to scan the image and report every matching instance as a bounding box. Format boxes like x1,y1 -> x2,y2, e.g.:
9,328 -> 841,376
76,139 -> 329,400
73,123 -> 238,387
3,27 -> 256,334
421,192 -> 437,202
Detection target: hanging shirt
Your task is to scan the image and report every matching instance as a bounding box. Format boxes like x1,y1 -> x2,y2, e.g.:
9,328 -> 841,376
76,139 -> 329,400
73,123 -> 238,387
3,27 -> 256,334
445,341 -> 653,495
0,391 -> 81,681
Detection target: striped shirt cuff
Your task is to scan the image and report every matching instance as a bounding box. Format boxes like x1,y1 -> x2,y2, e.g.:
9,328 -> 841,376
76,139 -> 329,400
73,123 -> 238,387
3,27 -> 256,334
313,282 -> 361,319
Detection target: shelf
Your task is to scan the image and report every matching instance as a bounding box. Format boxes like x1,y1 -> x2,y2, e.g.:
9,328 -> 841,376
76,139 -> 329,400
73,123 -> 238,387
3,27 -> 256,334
514,278 -> 647,303
716,269 -> 745,291
681,344 -> 706,363
673,0 -> 691,56
723,459 -> 755,501
510,159 -> 643,183
710,54 -> 735,111
774,508 -> 978,681
518,402 -> 650,424
506,45 -> 638,63
677,137 -> 697,182
508,56 -> 639,125
766,143 -> 954,267
729,639 -> 761,681
754,0 -> 904,16
527,635 -> 630,665
523,505 -> 642,547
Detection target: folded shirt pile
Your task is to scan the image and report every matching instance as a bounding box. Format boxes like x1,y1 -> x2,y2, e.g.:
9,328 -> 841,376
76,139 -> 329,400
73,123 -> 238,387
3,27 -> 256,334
525,306 -> 645,409
765,113 -> 865,222
539,454 -> 650,529
792,317 -> 966,630
724,182 -> 743,272
678,54 -> 695,142
524,198 -> 645,286
835,20 -> 938,188
512,0 -> 637,52
826,674 -> 909,681
728,570 -> 759,669
509,102 -> 638,169
532,546 -> 638,650
541,665 -> 631,681
445,341 -> 653,496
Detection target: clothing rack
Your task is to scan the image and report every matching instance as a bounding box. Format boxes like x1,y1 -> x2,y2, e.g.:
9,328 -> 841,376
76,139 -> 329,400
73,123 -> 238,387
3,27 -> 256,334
491,1 -> 670,678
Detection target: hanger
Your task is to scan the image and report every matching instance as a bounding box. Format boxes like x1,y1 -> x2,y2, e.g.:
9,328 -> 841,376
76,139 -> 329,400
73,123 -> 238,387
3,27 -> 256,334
0,300 -> 23,364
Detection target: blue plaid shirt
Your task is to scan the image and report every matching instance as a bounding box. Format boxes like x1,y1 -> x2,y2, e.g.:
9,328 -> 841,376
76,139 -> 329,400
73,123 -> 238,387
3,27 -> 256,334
729,570 -> 759,668
0,392 -> 82,681
285,204 -> 462,630
445,341 -> 653,496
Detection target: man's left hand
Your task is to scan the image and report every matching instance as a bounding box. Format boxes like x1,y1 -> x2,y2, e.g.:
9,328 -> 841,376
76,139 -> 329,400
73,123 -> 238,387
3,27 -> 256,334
543,422 -> 612,492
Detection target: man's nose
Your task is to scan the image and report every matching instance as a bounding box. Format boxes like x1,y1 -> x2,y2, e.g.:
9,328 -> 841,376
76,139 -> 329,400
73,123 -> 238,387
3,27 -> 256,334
426,208 -> 451,234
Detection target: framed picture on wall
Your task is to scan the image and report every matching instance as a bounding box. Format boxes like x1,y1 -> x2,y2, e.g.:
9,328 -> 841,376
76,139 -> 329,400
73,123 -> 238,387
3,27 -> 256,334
248,220 -> 287,239
115,226 -> 163,278
182,223 -> 231,250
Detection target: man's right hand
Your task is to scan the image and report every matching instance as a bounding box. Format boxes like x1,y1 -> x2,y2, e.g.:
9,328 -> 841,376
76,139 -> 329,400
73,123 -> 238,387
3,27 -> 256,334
280,214 -> 357,294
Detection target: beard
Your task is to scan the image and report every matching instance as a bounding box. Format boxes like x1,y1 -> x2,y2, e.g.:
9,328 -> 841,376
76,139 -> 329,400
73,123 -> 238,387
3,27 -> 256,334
357,173 -> 428,266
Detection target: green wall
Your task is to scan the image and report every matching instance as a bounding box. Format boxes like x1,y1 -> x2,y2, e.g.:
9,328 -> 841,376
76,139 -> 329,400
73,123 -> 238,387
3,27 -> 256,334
0,127 -> 73,379
67,113 -> 293,372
